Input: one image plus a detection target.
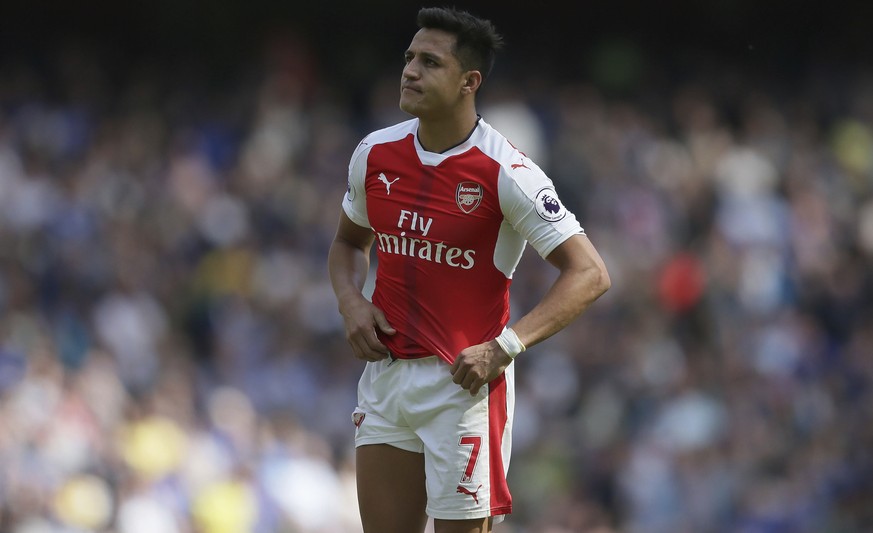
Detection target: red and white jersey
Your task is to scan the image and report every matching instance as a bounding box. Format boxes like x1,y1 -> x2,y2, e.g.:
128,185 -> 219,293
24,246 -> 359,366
342,117 -> 583,364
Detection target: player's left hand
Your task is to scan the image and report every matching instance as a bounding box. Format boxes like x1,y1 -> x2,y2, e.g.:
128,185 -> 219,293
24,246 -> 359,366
450,340 -> 514,396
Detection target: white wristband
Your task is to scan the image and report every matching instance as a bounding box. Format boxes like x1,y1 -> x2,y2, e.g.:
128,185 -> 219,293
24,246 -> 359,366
494,327 -> 526,359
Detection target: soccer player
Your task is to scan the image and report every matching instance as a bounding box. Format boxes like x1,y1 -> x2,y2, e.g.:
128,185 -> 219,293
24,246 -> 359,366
327,7 -> 611,533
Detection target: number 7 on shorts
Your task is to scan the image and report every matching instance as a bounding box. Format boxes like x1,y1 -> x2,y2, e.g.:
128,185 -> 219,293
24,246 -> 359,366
458,435 -> 482,483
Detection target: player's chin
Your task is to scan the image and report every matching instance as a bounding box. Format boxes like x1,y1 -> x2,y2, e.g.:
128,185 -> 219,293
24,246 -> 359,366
399,96 -> 425,116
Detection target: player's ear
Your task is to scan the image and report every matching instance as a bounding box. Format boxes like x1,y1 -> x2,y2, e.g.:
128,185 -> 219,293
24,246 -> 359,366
461,71 -> 482,95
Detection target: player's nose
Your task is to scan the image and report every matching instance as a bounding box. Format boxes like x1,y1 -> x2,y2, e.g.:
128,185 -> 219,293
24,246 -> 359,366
402,61 -> 420,80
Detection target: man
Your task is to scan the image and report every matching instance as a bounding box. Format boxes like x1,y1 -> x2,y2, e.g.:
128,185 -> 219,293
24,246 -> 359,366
328,7 -> 610,533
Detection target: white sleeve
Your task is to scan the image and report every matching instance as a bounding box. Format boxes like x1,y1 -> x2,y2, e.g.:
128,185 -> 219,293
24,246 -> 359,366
499,162 -> 584,259
341,139 -> 371,228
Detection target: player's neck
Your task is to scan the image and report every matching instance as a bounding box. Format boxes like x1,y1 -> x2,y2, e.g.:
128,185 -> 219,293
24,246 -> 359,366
416,110 -> 479,154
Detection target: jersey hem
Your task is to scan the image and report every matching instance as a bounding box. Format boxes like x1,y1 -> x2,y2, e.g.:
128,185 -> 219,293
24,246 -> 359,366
388,352 -> 440,361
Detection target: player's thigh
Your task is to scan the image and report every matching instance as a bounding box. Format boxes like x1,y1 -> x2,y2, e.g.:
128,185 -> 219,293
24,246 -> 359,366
433,517 -> 493,533
356,443 -> 428,533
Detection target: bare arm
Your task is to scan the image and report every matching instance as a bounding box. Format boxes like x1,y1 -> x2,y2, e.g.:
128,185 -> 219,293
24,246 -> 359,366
451,233 -> 610,394
511,233 -> 611,349
328,211 -> 396,362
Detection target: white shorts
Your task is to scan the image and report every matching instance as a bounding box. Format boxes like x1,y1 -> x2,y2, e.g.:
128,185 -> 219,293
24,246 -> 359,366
352,355 -> 515,521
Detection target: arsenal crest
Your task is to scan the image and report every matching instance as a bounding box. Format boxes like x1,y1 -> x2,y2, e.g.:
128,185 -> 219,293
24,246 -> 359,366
456,181 -> 483,214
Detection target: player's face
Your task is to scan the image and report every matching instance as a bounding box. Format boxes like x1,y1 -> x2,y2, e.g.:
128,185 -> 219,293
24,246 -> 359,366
400,29 -> 469,119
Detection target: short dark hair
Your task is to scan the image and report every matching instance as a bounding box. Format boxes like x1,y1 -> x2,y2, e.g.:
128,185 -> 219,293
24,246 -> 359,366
416,7 -> 504,80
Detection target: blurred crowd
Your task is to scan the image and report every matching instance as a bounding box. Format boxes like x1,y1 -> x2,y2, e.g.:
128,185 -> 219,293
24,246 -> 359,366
1,26 -> 872,533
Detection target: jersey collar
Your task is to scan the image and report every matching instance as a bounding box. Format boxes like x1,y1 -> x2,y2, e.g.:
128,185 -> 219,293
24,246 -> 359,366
414,116 -> 483,166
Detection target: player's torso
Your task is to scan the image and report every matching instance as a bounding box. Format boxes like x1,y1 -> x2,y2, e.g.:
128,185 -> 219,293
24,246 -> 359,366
364,135 -> 505,271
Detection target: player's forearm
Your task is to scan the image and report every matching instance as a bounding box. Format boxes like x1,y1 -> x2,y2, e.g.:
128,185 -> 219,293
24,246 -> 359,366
510,261 -> 610,350
328,238 -> 372,308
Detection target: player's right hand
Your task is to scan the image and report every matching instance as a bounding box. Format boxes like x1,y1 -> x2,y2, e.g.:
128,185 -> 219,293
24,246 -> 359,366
338,296 -> 396,362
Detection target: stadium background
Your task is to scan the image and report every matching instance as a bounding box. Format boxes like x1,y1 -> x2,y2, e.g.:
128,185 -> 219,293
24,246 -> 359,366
1,0 -> 872,531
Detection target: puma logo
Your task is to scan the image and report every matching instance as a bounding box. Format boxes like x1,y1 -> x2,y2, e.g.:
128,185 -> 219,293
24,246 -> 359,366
377,173 -> 400,194
456,484 -> 482,505
511,161 -> 530,170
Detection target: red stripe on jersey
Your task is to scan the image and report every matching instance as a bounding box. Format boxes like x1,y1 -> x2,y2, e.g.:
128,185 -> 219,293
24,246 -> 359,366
487,373 -> 512,515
